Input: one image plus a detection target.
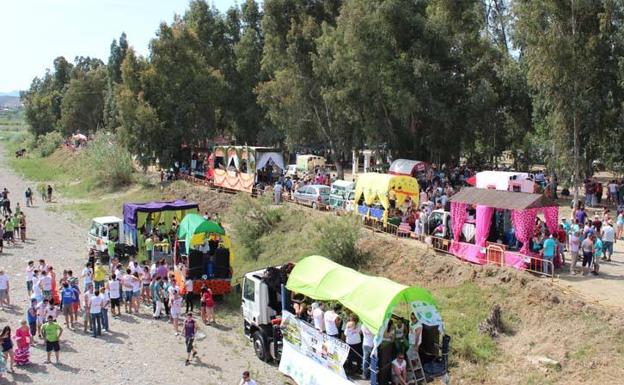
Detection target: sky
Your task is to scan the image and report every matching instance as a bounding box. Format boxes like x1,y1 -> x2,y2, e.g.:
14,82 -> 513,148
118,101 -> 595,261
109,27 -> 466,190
0,0 -> 236,92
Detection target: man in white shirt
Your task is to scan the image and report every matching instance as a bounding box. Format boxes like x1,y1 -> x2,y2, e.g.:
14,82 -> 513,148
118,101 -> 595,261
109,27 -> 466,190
0,268 -> 10,308
391,354 -> 408,385
239,371 -> 257,385
89,290 -> 103,338
312,302 -> 325,332
82,263 -> 93,293
39,270 -> 53,300
108,275 -> 121,317
324,304 -> 341,338
99,287 -> 110,332
26,260 -> 35,296
601,221 -> 616,261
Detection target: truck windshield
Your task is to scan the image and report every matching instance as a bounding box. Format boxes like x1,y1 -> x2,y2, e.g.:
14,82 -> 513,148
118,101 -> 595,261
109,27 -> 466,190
89,222 -> 99,236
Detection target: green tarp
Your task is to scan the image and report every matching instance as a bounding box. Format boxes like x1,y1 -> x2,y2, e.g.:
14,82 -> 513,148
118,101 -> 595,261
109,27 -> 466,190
286,255 -> 437,336
177,213 -> 225,254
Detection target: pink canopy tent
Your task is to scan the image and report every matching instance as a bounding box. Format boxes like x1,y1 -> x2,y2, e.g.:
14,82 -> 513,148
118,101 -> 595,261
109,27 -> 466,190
448,188 -> 558,270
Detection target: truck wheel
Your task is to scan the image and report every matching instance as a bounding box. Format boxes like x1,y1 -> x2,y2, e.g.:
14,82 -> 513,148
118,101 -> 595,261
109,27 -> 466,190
253,331 -> 269,362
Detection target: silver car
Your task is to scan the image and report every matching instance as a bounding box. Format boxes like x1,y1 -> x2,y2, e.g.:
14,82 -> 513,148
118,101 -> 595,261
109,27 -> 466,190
293,184 -> 330,209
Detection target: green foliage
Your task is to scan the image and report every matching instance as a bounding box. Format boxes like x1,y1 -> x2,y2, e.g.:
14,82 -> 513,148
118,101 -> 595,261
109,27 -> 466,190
314,214 -> 362,268
228,194 -> 283,260
436,282 -> 498,364
60,67 -> 107,135
36,131 -> 63,157
79,133 -> 134,188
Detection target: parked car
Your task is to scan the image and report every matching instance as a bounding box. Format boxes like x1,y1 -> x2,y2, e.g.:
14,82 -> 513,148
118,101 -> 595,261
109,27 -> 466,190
293,184 -> 330,209
329,180 -> 355,210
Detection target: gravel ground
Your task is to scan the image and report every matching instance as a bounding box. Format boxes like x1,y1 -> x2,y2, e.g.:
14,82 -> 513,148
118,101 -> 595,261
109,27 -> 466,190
0,144 -> 284,385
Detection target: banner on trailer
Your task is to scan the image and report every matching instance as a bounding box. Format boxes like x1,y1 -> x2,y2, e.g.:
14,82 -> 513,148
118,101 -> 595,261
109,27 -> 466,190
279,311 -> 350,379
279,342 -> 353,385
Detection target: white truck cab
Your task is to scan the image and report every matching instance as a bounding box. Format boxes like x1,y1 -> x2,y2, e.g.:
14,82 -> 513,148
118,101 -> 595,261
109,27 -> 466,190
88,216 -> 124,255
242,267 -> 286,362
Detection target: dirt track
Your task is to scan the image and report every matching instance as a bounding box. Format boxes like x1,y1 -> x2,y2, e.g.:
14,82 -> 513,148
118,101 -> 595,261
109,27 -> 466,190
0,144 -> 283,385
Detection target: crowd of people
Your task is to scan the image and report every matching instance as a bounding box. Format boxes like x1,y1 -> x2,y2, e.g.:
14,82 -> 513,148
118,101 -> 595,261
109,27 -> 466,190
291,300 -> 424,384
0,251 -> 224,376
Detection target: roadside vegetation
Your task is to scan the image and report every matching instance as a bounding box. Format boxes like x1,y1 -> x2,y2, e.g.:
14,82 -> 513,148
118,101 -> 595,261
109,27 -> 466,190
0,132 -> 158,222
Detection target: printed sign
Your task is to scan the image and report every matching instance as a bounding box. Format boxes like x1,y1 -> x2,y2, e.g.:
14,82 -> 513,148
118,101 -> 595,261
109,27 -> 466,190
279,311 -> 350,379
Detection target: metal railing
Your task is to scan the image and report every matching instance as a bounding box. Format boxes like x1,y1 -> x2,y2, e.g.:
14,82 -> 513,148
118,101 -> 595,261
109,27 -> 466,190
524,255 -> 555,280
485,244 -> 505,267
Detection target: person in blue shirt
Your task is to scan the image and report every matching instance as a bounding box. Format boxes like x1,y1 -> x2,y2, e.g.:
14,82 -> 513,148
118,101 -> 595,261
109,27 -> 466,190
593,235 -> 603,275
542,234 -> 557,275
60,282 -> 76,329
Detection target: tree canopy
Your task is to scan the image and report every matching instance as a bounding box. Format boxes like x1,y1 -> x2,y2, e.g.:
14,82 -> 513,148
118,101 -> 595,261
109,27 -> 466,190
21,0 -> 624,183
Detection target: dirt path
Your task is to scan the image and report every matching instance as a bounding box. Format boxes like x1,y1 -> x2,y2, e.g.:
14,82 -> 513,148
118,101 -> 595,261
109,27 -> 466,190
557,240 -> 624,309
0,144 -> 282,385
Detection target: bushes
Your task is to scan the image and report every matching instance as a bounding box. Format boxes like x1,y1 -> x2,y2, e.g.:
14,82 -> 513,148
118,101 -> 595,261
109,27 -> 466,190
79,133 -> 134,188
314,214 -> 363,268
229,194 -> 283,260
36,131 -> 63,157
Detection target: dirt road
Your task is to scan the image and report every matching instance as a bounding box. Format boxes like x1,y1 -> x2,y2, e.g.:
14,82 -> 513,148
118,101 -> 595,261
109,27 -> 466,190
557,234 -> 624,309
0,144 -> 283,385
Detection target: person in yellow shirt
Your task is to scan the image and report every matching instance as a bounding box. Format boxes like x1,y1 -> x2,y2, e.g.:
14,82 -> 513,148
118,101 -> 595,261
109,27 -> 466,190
93,262 -> 107,291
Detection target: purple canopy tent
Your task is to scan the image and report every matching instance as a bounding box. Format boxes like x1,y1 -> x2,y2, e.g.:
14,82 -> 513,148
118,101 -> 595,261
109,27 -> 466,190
123,200 -> 199,229
122,200 -> 199,249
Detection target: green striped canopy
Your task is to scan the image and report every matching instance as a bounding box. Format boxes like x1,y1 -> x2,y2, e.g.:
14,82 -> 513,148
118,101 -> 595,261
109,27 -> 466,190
286,255 -> 438,336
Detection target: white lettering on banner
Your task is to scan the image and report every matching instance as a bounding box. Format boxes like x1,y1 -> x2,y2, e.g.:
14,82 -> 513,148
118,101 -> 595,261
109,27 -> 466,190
279,311 -> 351,380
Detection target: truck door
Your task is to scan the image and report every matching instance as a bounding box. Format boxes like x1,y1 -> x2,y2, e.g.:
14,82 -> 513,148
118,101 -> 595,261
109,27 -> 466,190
242,277 -> 258,325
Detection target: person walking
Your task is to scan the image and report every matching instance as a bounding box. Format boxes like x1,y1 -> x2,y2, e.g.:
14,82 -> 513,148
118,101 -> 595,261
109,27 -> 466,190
40,316 -> 62,364
46,185 -> 53,203
569,230 -> 581,275
89,290 -> 103,338
0,327 -> 14,372
183,313 -> 198,366
171,289 -> 182,335
14,320 -> 31,366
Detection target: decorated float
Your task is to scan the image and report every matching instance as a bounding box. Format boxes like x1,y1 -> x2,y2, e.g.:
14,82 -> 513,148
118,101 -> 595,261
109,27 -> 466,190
447,188 -> 558,269
353,173 -> 420,224
122,200 -> 199,262
174,213 -> 233,296
206,146 -> 285,193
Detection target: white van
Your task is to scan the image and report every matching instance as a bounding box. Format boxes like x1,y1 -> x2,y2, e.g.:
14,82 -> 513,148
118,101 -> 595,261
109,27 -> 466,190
88,216 -> 124,255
